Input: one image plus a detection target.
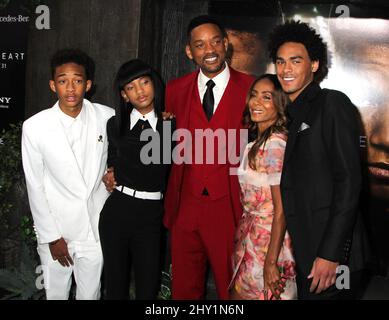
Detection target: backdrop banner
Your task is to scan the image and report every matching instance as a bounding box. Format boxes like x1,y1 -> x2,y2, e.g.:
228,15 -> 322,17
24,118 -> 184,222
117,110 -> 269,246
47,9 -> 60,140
0,0 -> 29,130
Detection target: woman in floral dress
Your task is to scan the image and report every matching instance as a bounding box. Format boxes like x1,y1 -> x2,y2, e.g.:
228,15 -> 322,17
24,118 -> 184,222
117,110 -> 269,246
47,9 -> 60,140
230,74 -> 297,300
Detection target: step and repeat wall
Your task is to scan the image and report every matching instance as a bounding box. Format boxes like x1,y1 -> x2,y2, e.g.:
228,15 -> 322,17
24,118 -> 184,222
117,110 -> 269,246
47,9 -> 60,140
0,0 -> 31,130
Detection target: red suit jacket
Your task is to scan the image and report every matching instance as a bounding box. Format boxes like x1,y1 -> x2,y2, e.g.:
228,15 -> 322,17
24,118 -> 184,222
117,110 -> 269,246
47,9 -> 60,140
163,67 -> 254,229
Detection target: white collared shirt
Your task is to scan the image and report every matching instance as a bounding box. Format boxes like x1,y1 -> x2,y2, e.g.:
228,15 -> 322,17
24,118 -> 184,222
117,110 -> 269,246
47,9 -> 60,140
198,63 -> 230,114
57,102 -> 95,242
130,108 -> 158,132
57,104 -> 88,177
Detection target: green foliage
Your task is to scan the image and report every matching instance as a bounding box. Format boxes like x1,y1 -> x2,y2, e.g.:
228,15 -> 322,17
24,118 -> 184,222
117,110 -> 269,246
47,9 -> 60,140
0,0 -> 10,10
0,123 -> 42,300
157,264 -> 172,300
127,264 -> 172,300
0,123 -> 23,237
20,215 -> 37,245
0,244 -> 44,300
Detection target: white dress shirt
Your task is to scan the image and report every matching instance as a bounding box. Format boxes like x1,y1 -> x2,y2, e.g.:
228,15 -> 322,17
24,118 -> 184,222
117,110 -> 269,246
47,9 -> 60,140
57,105 -> 95,242
198,63 -> 230,114
130,108 -> 158,132
58,106 -> 87,179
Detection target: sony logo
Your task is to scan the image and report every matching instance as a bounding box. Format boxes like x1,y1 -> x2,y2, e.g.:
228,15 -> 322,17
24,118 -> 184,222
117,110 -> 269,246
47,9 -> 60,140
0,97 -> 11,104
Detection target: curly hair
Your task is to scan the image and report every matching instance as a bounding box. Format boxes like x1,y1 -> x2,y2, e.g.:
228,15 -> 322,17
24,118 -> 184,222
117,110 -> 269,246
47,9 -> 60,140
268,20 -> 329,83
242,74 -> 289,170
50,48 -> 95,81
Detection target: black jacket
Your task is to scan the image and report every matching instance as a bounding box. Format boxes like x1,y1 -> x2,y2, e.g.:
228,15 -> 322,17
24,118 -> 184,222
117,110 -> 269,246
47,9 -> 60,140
106,116 -> 175,193
281,82 -> 369,277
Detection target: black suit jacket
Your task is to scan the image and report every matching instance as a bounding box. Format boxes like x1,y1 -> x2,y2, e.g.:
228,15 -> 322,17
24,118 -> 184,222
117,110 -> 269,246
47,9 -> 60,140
281,82 -> 369,277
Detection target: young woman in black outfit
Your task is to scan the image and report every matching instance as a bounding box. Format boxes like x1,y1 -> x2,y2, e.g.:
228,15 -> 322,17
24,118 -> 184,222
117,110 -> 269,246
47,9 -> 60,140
99,59 -> 173,300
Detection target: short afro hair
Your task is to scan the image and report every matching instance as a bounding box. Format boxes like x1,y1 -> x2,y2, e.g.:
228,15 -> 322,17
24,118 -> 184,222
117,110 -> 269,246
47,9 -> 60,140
187,15 -> 227,43
50,48 -> 95,81
268,20 -> 329,83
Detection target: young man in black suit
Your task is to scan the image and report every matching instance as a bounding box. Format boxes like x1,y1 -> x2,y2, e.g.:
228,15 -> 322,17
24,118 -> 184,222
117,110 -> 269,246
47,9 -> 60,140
268,20 -> 369,299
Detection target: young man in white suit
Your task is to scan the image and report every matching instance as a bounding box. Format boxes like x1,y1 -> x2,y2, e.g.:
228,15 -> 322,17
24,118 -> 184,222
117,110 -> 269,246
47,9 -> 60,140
22,49 -> 114,300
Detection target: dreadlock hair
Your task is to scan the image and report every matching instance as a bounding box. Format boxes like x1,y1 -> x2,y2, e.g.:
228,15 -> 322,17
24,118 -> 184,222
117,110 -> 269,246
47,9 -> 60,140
268,20 -> 329,83
113,59 -> 165,136
242,74 -> 289,170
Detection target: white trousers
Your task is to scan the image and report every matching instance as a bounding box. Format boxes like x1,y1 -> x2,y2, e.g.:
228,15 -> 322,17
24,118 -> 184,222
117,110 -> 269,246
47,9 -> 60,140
37,237 -> 103,300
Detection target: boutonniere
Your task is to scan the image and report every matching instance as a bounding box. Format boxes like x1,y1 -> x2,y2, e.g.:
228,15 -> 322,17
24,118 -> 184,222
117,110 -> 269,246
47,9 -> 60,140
98,135 -> 103,142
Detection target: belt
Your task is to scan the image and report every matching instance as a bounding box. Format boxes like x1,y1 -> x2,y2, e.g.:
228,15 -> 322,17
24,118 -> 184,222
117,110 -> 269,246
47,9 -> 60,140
115,186 -> 163,200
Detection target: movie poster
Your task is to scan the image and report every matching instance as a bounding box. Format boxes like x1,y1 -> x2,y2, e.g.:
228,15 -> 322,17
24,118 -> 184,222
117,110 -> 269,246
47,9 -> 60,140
209,1 -> 389,275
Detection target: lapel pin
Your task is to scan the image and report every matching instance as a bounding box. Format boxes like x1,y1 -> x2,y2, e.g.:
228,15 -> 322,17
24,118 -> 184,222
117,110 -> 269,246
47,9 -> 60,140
98,135 -> 103,142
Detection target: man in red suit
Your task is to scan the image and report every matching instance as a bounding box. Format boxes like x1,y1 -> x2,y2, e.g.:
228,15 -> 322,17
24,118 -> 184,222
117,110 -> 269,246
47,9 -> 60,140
164,15 -> 254,299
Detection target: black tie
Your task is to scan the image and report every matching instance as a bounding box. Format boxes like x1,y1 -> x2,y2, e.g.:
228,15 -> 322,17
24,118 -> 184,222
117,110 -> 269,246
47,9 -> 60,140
131,118 -> 150,135
203,80 -> 215,121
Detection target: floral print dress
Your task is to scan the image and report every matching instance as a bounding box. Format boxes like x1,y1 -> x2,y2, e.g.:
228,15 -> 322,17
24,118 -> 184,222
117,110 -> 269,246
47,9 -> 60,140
230,133 -> 297,300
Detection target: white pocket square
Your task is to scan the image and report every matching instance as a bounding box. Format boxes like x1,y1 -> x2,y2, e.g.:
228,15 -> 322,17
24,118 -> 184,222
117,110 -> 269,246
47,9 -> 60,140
298,122 -> 310,132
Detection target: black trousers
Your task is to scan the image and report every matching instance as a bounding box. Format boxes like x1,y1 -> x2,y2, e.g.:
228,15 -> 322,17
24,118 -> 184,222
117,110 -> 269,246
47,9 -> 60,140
99,190 -> 163,300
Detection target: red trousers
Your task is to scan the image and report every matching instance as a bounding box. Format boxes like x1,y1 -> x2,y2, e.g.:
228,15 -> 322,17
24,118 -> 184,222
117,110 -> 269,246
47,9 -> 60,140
171,191 -> 235,299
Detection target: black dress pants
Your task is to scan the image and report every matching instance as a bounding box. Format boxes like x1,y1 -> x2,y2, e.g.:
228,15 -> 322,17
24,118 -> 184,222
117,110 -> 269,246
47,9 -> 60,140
99,190 -> 163,300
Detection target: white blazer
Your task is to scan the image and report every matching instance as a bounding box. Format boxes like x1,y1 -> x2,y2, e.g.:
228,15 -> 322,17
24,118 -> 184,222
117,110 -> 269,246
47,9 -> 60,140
22,99 -> 114,244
